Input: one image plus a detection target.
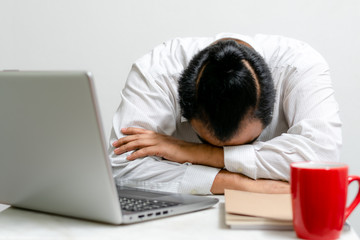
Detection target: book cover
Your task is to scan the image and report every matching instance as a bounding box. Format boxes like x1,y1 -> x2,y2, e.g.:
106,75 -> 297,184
224,189 -> 293,230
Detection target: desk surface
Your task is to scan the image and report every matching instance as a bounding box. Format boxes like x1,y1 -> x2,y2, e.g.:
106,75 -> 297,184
0,196 -> 358,240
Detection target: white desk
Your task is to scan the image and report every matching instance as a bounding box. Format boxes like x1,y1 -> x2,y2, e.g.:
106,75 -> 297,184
0,196 -> 358,240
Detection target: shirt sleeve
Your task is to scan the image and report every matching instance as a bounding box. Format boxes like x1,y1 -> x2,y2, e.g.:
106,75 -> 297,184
108,39 -> 220,195
223,40 -> 342,181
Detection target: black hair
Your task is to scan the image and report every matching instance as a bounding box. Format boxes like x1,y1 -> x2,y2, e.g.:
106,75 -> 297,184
178,39 -> 275,142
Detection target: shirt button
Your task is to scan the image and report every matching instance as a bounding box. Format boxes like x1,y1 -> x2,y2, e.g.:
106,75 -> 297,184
191,189 -> 198,194
237,167 -> 242,172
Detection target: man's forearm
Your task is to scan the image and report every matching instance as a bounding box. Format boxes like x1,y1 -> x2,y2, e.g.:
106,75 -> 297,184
210,169 -> 290,194
192,144 -> 224,168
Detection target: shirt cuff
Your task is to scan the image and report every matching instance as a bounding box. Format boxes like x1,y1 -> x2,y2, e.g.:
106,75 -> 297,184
178,164 -> 221,195
224,144 -> 257,179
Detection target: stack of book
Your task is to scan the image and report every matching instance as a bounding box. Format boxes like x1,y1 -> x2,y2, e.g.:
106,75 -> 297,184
224,189 -> 293,230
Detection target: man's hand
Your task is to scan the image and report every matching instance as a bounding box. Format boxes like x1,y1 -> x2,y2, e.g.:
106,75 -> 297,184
112,127 -> 224,168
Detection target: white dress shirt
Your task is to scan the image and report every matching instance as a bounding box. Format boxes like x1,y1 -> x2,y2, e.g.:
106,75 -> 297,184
108,33 -> 342,195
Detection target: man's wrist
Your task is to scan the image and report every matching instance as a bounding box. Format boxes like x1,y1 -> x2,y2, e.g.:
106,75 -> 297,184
210,170 -> 246,194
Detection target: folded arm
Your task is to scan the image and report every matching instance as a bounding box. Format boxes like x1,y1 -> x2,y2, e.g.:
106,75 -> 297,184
112,127 -> 224,168
112,127 -> 290,194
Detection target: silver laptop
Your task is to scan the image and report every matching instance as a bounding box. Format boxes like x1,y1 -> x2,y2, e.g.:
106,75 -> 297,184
0,71 -> 218,224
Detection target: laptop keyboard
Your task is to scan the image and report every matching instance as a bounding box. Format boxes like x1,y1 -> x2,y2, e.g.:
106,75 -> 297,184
119,196 -> 180,212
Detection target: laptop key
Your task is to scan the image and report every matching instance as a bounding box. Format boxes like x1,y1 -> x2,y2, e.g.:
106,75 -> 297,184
119,197 -> 180,212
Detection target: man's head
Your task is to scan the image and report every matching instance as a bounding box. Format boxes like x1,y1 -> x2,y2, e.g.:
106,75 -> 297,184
178,39 -> 275,146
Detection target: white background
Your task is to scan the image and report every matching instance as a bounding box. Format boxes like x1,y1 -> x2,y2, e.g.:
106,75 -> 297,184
1,0 -> 360,233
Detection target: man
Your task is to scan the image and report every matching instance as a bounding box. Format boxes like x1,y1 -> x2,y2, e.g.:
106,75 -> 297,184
109,33 -> 342,195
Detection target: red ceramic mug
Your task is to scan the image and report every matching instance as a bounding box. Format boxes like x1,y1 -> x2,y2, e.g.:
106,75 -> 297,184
290,162 -> 360,239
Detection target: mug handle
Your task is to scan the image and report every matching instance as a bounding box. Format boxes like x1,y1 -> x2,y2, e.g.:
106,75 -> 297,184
345,175 -> 360,220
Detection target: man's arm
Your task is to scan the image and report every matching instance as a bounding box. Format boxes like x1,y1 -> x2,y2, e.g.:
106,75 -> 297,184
210,170 -> 290,194
114,127 -> 290,194
113,127 -> 225,168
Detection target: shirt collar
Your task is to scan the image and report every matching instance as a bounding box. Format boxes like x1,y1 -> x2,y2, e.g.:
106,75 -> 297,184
181,116 -> 188,123
214,33 -> 264,58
